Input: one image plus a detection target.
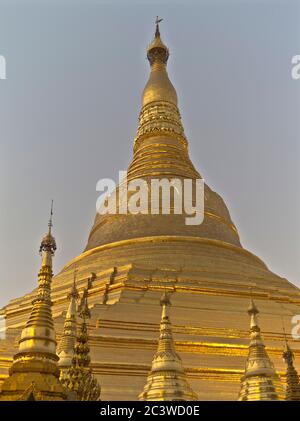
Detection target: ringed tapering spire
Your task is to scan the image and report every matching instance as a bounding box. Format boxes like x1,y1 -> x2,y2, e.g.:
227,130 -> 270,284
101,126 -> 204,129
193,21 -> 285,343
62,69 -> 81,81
129,19 -> 199,181
139,292 -> 198,401
238,299 -> 284,401
0,203 -> 67,400
58,267 -> 79,373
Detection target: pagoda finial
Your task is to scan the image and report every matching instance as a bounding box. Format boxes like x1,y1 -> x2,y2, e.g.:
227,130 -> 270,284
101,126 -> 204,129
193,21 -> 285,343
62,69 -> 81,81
238,298 -> 284,400
146,17 -> 169,67
248,298 -> 259,330
39,200 -> 56,256
48,199 -> 54,233
155,16 -> 163,37
139,292 -> 198,401
160,290 -> 171,319
160,290 -> 170,306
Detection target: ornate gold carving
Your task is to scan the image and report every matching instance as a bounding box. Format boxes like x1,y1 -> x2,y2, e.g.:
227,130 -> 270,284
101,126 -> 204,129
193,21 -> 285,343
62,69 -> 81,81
60,290 -> 101,401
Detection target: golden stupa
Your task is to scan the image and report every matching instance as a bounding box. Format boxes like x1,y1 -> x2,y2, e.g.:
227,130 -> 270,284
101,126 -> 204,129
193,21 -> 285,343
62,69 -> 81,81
139,292 -> 198,401
1,21 -> 300,400
0,207 -> 67,400
238,299 -> 284,400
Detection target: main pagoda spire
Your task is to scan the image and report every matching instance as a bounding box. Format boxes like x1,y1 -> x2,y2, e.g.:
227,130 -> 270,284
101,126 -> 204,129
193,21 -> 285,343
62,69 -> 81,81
128,18 -> 199,182
139,292 -> 198,401
86,18 -> 240,252
238,299 -> 284,401
0,203 -> 67,400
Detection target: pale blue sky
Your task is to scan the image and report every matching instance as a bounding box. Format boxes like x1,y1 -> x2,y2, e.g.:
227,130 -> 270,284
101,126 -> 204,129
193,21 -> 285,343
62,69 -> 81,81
0,0 -> 299,307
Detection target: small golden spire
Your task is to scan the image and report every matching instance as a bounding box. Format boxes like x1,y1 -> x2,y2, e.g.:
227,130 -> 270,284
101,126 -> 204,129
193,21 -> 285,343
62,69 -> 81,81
19,201 -> 57,353
0,204 -> 67,400
238,299 -> 284,401
61,289 -> 101,401
58,267 -> 79,372
139,292 -> 198,401
281,320 -> 300,400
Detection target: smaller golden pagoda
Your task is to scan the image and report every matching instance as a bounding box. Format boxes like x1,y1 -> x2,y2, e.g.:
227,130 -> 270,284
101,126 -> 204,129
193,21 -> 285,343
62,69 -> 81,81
58,271 -> 79,377
0,204 -> 67,401
282,341 -> 300,400
139,292 -> 198,401
61,289 -> 101,401
238,299 -> 284,401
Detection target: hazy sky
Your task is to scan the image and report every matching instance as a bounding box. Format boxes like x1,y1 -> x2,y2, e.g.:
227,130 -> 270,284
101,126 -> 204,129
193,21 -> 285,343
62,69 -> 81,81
0,0 -> 299,308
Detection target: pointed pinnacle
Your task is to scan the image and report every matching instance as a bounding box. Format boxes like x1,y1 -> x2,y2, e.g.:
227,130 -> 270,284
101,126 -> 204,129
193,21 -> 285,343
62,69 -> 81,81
248,298 -> 259,316
48,200 -> 54,233
160,291 -> 171,307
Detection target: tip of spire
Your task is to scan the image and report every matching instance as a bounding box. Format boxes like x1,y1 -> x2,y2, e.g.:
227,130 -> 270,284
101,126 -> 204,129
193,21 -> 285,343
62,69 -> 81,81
283,341 -> 294,366
39,200 -> 56,255
160,291 -> 171,307
78,288 -> 91,320
285,341 -> 292,353
155,16 -> 163,38
147,17 -> 169,66
248,298 -> 259,316
68,265 -> 79,299
281,317 -> 293,360
48,200 -> 54,233
73,263 -> 77,286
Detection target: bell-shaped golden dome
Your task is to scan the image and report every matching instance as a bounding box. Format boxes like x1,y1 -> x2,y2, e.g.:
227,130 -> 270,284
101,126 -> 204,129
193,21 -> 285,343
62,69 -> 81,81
142,22 -> 177,107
